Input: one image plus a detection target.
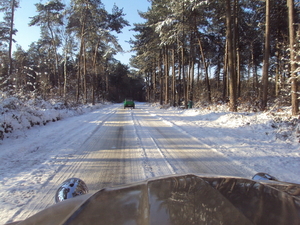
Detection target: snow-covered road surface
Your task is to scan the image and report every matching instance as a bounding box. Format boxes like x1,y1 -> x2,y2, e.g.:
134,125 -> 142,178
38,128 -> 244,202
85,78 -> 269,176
0,103 -> 299,224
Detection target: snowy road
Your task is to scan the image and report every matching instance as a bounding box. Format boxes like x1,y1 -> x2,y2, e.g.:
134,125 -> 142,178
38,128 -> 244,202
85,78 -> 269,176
0,103 -> 278,224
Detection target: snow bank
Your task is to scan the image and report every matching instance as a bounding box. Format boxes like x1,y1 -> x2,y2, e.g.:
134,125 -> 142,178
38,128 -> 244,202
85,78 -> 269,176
150,102 -> 300,143
147,102 -> 300,183
0,96 -> 107,140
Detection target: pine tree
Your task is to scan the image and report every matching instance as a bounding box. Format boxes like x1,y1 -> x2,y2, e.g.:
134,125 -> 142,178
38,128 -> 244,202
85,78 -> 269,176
287,0 -> 299,115
29,0 -> 65,94
261,0 -> 270,110
0,0 -> 19,83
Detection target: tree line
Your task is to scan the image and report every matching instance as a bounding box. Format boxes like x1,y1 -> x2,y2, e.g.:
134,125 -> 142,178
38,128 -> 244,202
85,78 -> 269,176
0,0 -> 145,104
130,0 -> 300,115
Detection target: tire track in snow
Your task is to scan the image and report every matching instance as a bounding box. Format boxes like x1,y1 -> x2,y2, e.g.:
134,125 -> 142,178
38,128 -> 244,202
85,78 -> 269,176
4,105 -> 118,224
134,105 -> 251,177
131,110 -> 176,177
139,106 -> 256,177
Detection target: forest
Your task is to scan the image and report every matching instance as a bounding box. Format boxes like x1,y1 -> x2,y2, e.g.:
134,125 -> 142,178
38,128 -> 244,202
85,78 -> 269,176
0,0 -> 145,105
0,0 -> 299,114
131,0 -> 300,114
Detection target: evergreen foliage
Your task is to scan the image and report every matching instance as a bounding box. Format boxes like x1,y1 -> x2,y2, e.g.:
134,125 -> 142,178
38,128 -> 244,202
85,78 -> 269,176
0,0 -> 144,104
130,0 -> 300,114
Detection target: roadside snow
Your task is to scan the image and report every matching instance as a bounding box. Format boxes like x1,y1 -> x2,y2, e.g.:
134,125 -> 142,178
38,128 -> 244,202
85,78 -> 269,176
0,96 -> 107,140
145,104 -> 300,183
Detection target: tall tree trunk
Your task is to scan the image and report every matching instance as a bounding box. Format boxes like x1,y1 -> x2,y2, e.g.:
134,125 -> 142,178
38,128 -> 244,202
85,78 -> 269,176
226,0 -> 237,112
287,0 -> 299,115
223,39 -> 228,101
189,57 -> 195,102
77,22 -> 86,103
216,56 -> 221,90
261,0 -> 270,110
63,43 -> 68,103
181,0 -> 188,108
172,47 -> 176,107
275,11 -> 281,98
92,40 -> 100,105
178,53 -> 182,106
83,41 -> 87,104
159,52 -> 163,105
233,0 -> 240,98
146,71 -> 151,102
76,55 -> 81,103
8,0 -> 15,77
275,42 -> 280,97
152,60 -> 157,102
181,46 -> 187,108
164,46 -> 169,104
250,41 -> 259,97
105,59 -> 109,99
197,36 -> 211,102
232,0 -> 241,99
47,19 -> 60,93
236,49 -> 241,98
188,33 -> 195,102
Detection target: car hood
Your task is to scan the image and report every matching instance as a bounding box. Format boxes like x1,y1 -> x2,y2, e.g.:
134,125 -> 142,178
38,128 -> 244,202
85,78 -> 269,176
8,174 -> 300,225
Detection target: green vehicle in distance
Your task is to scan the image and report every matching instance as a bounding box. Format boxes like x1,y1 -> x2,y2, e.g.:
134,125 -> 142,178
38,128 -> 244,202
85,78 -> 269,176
124,99 -> 135,109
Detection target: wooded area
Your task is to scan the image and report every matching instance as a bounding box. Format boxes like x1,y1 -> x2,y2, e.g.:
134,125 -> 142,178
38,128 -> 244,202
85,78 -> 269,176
0,0 -> 299,114
0,0 -> 145,104
130,0 -> 300,114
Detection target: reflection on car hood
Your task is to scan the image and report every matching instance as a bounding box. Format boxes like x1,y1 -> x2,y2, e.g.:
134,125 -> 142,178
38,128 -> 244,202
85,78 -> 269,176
11,174 -> 300,225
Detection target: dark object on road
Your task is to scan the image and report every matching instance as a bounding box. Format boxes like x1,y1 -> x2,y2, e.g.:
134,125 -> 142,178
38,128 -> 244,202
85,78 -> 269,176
5,173 -> 300,225
124,99 -> 135,109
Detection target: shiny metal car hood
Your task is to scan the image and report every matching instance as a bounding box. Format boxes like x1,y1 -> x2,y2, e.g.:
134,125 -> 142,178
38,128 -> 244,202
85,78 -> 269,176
9,174 -> 300,225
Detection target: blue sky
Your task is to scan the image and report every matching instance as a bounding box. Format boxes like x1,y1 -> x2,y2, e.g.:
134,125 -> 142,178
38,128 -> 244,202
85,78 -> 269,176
13,0 -> 150,65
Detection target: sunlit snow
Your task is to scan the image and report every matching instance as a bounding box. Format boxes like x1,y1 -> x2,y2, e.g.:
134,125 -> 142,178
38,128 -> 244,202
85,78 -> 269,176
0,97 -> 299,224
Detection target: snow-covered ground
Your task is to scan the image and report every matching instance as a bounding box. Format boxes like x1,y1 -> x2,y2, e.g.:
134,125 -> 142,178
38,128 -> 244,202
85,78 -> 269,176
0,97 -> 299,224
0,96 -> 107,140
146,103 -> 300,183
